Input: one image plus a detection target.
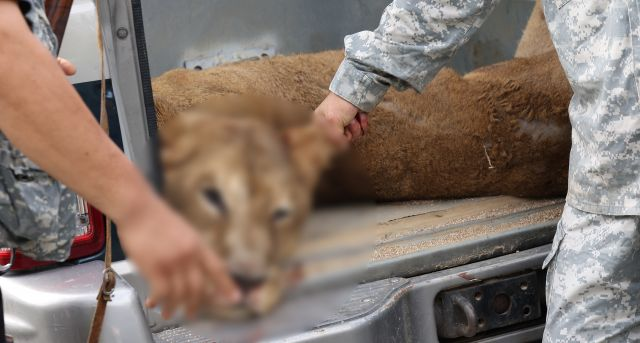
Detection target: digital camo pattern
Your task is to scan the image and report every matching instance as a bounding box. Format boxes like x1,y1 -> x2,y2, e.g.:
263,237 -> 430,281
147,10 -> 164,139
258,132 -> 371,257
543,204 -> 640,342
0,0 -> 78,261
329,0 -> 501,112
0,134 -> 78,261
545,0 -> 640,215
19,0 -> 58,55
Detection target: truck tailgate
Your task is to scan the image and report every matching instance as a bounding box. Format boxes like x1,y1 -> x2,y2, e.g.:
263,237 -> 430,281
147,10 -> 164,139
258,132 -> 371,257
148,196 -> 562,342
297,196 -> 562,282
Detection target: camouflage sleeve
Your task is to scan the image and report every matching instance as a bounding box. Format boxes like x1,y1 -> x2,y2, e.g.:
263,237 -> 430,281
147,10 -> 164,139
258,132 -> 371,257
17,0 -> 58,54
330,0 -> 501,112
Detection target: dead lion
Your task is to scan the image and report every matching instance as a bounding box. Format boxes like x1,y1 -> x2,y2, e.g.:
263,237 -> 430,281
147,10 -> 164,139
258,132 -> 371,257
152,0 -> 571,317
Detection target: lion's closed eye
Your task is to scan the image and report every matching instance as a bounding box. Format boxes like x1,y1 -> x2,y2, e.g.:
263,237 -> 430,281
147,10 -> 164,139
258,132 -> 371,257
201,187 -> 227,215
272,207 -> 291,223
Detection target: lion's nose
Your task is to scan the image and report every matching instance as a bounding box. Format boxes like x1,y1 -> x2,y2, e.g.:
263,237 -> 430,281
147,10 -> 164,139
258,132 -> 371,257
231,273 -> 266,293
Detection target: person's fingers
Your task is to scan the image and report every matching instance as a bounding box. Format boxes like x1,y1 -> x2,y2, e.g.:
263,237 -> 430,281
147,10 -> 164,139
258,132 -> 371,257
145,271 -> 169,309
184,263 -> 205,318
57,57 -> 77,76
331,126 -> 350,147
161,267 -> 187,319
344,129 -> 353,142
200,247 -> 241,305
314,112 -> 349,147
159,238 -> 201,319
357,112 -> 369,134
347,119 -> 363,140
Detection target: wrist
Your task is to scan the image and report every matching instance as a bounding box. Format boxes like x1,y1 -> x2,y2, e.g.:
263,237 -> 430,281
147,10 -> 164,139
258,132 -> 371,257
326,92 -> 360,125
107,176 -> 164,229
329,59 -> 388,113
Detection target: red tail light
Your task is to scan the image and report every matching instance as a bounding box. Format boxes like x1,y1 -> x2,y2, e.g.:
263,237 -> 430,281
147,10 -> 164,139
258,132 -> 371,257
0,204 -> 105,271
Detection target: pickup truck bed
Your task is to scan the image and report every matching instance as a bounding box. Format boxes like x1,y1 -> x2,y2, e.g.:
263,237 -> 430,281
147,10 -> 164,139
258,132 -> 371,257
0,1 -> 556,341
149,196 -> 562,342
0,196 -> 561,342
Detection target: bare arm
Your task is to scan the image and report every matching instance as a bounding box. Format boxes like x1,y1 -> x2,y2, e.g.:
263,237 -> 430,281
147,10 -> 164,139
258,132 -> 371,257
0,1 -> 147,222
0,0 -> 238,317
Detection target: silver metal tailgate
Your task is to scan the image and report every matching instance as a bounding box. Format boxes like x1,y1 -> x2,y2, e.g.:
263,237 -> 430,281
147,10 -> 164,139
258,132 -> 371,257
145,196 -> 561,342
0,197 -> 559,342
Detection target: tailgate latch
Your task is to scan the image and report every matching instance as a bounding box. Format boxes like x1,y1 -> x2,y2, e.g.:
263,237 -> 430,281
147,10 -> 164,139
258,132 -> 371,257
435,271 -> 543,339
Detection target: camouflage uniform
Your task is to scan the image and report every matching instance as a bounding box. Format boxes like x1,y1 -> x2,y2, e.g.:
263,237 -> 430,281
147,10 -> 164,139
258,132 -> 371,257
543,205 -> 640,342
329,0 -> 640,341
0,0 -> 78,261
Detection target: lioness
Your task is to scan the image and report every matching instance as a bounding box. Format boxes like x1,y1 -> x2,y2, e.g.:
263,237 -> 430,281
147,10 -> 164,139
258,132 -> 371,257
152,0 -> 571,317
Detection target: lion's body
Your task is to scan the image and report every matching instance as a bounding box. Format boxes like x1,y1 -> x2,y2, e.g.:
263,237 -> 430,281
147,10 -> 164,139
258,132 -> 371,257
152,0 -> 571,316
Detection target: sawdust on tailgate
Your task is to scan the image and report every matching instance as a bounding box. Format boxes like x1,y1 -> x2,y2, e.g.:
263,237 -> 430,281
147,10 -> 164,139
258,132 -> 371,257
373,204 -> 562,260
377,196 -> 563,242
295,196 -> 563,277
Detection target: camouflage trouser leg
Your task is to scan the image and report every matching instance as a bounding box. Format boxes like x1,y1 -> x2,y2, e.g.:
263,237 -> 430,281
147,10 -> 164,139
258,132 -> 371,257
542,204 -> 640,342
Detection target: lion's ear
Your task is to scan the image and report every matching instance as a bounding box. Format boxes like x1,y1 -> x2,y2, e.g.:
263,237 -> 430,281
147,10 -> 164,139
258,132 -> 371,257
232,96 -> 338,189
154,96 -> 181,130
159,110 -> 207,168
284,122 -> 339,189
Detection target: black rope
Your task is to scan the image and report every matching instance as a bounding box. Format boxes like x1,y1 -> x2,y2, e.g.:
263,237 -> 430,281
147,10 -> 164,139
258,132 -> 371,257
130,0 -> 163,192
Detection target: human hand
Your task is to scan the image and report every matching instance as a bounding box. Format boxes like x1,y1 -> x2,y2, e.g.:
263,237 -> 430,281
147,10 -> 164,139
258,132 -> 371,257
56,57 -> 76,76
0,0 -> 234,319
314,92 -> 369,146
115,196 -> 241,319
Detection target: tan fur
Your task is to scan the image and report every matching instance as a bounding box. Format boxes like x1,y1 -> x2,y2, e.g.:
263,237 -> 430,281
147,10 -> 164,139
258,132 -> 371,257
515,0 -> 555,58
157,96 -> 334,317
338,51 -> 571,201
153,4 -> 570,316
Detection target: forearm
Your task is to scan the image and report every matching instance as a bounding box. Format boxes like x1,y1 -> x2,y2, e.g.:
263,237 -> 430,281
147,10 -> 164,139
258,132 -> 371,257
0,1 -> 159,223
331,0 -> 500,111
